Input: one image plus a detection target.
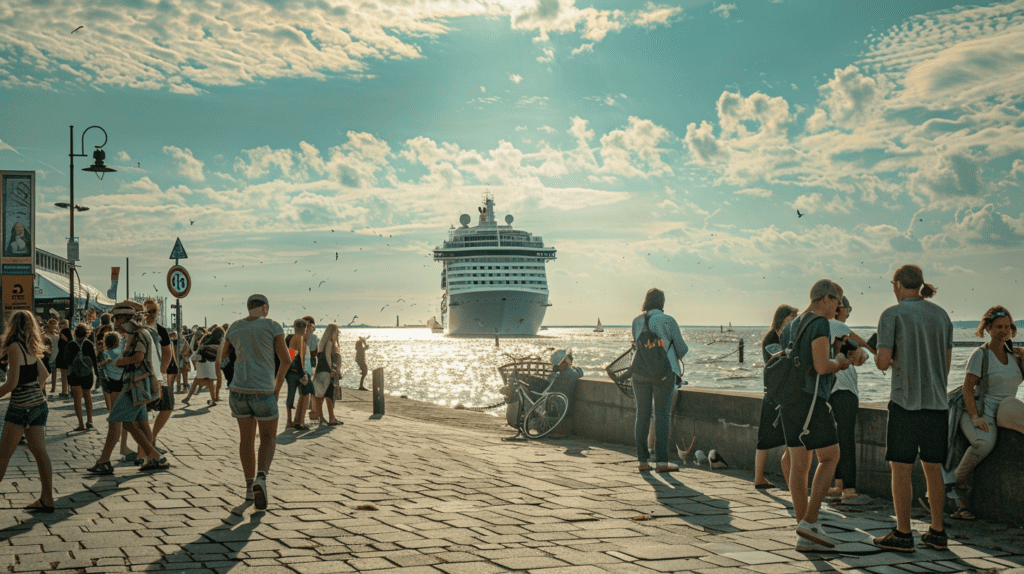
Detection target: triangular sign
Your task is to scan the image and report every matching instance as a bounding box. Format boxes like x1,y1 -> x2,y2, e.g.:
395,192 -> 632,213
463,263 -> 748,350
169,237 -> 188,260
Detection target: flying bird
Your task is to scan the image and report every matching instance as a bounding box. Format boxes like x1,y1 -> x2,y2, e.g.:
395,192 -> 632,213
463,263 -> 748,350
71,26 -> 83,33
347,315 -> 358,326
796,210 -> 805,218
319,280 -> 326,287
189,219 -> 194,225
335,252 -> 338,260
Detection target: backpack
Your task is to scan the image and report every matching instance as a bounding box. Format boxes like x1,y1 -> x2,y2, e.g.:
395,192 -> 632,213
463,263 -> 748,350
630,313 -> 675,383
763,313 -> 822,408
69,340 -> 93,378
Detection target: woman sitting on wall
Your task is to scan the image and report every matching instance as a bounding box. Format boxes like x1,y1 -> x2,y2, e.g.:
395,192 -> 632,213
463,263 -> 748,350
943,306 -> 1024,520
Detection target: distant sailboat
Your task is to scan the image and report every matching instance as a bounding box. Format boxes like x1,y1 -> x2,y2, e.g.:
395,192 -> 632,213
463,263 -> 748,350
594,318 -> 604,333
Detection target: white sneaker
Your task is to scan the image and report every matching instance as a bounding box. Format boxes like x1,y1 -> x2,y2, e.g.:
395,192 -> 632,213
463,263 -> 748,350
252,474 -> 268,510
796,520 -> 836,548
795,533 -> 832,552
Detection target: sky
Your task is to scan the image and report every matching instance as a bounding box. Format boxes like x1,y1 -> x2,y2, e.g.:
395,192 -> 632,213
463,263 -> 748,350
1,0 -> 1022,328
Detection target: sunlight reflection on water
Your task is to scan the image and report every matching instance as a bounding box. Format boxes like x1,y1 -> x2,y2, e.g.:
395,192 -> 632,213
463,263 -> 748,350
325,326 -> 1004,416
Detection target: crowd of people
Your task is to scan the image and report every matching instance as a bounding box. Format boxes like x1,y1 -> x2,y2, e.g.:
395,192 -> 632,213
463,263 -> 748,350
629,265 -> 1024,554
0,293 -> 351,513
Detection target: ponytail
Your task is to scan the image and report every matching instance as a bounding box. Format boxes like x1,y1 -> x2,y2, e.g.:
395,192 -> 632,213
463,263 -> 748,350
920,283 -> 936,298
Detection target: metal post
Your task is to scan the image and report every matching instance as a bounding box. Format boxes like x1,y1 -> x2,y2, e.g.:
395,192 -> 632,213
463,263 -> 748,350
125,257 -> 129,301
738,338 -> 744,364
372,367 -> 385,415
68,126 -> 75,320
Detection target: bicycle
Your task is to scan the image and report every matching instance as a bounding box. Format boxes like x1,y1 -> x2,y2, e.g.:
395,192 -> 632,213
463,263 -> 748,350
497,353 -> 570,440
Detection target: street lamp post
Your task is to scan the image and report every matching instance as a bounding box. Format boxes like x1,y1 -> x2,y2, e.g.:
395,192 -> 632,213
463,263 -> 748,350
65,125 -> 115,321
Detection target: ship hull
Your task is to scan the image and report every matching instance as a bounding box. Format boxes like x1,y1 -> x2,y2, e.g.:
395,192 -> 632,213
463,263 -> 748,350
447,290 -> 548,336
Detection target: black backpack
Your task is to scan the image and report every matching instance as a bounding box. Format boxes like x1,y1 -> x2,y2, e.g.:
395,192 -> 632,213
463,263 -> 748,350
630,313 -> 675,383
763,313 -> 821,407
69,340 -> 94,378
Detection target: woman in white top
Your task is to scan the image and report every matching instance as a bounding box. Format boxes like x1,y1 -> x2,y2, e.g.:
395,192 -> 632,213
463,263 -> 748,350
312,324 -> 343,427
946,306 -> 1024,520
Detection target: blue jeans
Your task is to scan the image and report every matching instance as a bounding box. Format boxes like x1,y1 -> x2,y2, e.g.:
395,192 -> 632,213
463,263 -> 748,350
229,392 -> 279,421
633,375 -> 676,463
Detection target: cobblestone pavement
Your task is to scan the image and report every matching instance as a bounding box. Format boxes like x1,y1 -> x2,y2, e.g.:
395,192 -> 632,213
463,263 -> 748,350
1,387 -> 1023,574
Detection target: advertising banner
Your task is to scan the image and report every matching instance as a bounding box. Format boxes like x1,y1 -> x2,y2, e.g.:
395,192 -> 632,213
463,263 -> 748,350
108,266 -> 120,299
1,171 -> 35,275
3,274 -> 34,321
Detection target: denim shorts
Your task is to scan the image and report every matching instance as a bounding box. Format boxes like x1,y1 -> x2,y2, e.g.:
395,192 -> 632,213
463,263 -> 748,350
5,402 -> 48,428
229,391 -> 279,421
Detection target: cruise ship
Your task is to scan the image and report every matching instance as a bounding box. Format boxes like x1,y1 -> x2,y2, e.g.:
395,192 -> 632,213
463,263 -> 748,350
433,194 -> 556,336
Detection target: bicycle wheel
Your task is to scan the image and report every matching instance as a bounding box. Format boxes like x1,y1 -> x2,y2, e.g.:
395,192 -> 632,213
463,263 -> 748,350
523,392 -> 569,439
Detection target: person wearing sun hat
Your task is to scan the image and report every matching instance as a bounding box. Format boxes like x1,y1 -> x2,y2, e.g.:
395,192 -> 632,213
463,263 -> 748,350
86,300 -> 168,475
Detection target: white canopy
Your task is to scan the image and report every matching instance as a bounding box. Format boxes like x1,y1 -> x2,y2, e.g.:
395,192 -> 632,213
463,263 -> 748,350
34,268 -> 116,311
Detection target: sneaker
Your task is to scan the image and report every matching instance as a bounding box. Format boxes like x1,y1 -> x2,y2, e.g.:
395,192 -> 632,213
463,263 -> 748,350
919,528 -> 948,551
873,529 -> 915,553
245,484 -> 255,501
252,474 -> 268,510
655,462 -> 680,473
795,533 -> 832,553
796,520 -> 836,548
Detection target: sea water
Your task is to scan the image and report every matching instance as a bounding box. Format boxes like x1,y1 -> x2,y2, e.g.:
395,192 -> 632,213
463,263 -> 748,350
322,326 -> 1014,415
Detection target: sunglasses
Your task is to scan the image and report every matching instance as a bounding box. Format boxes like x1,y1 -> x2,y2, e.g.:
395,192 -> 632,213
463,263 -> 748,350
145,309 -> 158,315
990,310 -> 1009,320
827,294 -> 840,301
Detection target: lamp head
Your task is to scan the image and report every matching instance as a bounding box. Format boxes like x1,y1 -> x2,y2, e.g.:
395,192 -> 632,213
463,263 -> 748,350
54,202 -> 71,209
82,147 -> 116,180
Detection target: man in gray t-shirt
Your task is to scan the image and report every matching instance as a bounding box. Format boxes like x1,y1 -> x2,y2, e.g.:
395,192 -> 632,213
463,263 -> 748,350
219,293 -> 291,512
873,265 -> 952,553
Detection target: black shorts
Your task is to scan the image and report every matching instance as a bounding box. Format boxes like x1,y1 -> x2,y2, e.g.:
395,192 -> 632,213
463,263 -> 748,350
756,396 -> 786,450
166,362 -> 178,375
885,402 -> 948,464
103,375 -> 124,394
69,374 -> 94,390
358,361 -> 368,376
779,393 -> 838,451
146,386 -> 174,412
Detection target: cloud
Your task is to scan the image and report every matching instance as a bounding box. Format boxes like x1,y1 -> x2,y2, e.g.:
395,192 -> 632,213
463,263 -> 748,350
634,3 -> 682,27
538,125 -> 558,134
514,125 -> 527,131
0,138 -> 18,154
479,86 -> 486,93
711,4 -> 736,19
598,116 -> 673,178
537,47 -> 555,63
116,151 -> 131,162
509,73 -> 523,84
162,146 -> 205,182
735,187 -> 772,197
571,43 -> 594,55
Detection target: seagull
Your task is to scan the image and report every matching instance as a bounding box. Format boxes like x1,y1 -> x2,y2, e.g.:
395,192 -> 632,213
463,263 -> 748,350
347,315 -> 358,326
71,25 -> 83,33
319,280 -> 326,287
189,219 -> 194,225
335,252 -> 338,260
796,210 -> 804,218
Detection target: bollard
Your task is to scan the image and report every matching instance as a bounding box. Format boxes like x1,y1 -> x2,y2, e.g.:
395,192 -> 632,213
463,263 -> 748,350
738,338 -> 744,364
372,367 -> 385,416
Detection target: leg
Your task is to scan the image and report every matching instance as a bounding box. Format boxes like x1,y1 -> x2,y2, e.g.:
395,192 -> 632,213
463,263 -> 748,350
183,377 -> 200,403
781,448 -> 791,489
24,426 -> 53,506
831,391 -> 859,493
151,410 -> 172,444
212,379 -> 221,403
83,387 -> 94,425
71,386 -> 85,428
237,417 -> 257,478
295,394 -> 309,426
124,421 -> 160,460
314,396 -> 325,421
632,377 -> 655,463
754,449 -> 769,485
890,461 -> 914,534
99,421 -> 123,464
803,443 -> 839,524
326,397 -> 337,423
285,376 -> 297,425
0,422 -> 25,481
256,418 -> 278,472
787,446 -> 812,522
651,381 -> 675,464
60,369 -> 68,395
922,461 -> 947,533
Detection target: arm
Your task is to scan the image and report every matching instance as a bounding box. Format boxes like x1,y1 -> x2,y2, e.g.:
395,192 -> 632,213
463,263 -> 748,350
811,335 -> 850,375
875,348 -> 892,372
160,343 -> 172,375
847,331 -> 874,354
848,347 -> 868,367
0,346 -> 21,397
273,334 -> 290,398
115,351 -> 145,368
216,339 -> 228,385
946,348 -> 952,377
961,373 -> 989,433
88,342 -> 100,377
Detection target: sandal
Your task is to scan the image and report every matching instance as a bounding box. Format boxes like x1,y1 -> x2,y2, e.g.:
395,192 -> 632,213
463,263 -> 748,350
327,420 -> 343,426
638,463 -> 652,472
139,458 -> 171,472
24,499 -> 55,513
950,508 -> 977,521
86,461 -> 114,475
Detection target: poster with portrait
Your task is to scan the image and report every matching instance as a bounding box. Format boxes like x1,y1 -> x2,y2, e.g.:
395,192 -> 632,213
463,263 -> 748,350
1,171 -> 35,276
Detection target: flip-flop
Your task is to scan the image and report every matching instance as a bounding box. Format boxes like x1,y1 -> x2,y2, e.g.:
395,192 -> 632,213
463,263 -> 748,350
950,509 -> 977,521
755,482 -> 776,490
839,494 -> 872,506
24,499 -> 55,514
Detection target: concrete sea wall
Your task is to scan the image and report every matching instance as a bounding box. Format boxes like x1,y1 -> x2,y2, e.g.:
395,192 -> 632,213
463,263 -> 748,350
559,376 -> 1024,526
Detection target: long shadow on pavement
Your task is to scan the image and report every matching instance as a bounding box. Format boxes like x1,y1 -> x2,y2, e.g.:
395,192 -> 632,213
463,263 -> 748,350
138,503 -> 264,573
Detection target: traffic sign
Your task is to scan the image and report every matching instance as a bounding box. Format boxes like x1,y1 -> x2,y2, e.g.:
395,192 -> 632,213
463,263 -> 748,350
166,265 -> 191,298
169,237 -> 188,260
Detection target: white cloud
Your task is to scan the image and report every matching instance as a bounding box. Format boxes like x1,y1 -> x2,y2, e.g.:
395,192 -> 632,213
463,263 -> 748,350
479,86 -> 486,93
735,188 -> 772,197
514,125 -> 527,131
0,138 -> 16,154
509,73 -> 523,84
116,151 -> 131,162
711,4 -> 736,19
538,125 -> 558,134
633,3 -> 682,27
604,95 -> 615,106
537,47 -> 555,63
571,43 -> 594,55
598,116 -> 673,178
162,146 -> 205,182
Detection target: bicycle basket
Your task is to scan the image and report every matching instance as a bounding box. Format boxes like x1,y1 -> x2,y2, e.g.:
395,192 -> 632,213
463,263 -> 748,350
605,345 -> 635,398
